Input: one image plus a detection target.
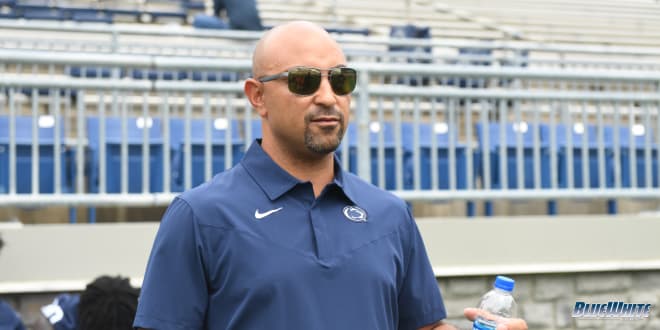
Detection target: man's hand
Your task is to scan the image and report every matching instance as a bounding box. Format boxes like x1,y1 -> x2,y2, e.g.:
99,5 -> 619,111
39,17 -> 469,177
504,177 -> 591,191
463,307 -> 528,330
417,307 -> 528,330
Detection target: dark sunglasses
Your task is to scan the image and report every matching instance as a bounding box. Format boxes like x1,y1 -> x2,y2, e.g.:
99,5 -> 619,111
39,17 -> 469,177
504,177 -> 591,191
258,66 -> 357,96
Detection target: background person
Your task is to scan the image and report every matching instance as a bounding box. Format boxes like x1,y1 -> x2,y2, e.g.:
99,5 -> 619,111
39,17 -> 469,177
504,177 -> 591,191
35,275 -> 139,330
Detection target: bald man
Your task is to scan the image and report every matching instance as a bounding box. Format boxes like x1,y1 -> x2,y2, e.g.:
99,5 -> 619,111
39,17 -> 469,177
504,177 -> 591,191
134,21 -> 527,330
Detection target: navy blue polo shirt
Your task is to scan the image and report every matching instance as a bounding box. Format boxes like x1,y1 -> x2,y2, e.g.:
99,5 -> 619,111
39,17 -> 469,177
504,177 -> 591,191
134,140 -> 446,330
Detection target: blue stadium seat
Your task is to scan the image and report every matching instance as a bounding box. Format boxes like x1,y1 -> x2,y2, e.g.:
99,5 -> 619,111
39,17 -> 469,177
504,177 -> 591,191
18,87 -> 71,99
613,126 -> 658,188
69,8 -> 113,23
477,122 -> 551,215
18,5 -> 65,20
148,9 -> 186,23
190,71 -> 237,82
403,122 -> 471,190
540,124 -> 614,189
457,47 -> 492,66
325,27 -> 369,36
86,117 -> 164,193
0,11 -> 19,19
339,122 -> 407,190
130,69 -> 188,81
541,124 -> 629,214
477,122 -> 550,190
0,115 -> 72,194
192,13 -> 229,29
68,67 -> 121,78
0,0 -> 18,19
168,118 -> 244,192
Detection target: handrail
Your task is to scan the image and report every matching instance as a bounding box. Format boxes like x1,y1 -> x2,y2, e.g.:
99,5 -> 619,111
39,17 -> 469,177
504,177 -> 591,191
1,53 -> 659,211
1,74 -> 660,102
1,49 -> 660,83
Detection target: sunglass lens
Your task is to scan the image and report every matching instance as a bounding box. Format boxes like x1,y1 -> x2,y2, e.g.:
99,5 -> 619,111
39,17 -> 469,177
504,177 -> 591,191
288,67 -> 321,95
330,68 -> 357,95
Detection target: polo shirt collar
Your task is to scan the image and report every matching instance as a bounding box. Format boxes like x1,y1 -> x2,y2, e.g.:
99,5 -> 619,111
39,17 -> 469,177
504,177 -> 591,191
331,159 -> 361,206
241,140 -> 359,205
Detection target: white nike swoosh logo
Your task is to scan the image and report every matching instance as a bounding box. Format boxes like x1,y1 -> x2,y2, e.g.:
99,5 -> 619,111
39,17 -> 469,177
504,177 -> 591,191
254,207 -> 283,219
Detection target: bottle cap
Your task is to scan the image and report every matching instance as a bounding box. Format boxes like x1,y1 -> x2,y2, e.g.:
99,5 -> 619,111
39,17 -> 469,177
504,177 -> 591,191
494,275 -> 515,292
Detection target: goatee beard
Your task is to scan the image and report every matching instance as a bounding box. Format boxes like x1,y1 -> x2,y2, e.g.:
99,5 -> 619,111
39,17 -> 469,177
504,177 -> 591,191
303,109 -> 345,154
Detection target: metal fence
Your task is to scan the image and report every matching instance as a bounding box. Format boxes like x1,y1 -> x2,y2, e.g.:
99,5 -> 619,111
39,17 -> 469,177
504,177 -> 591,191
1,49 -> 659,220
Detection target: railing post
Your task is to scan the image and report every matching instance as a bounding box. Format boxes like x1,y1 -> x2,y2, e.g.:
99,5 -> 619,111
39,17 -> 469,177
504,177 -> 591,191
356,69 -> 371,182
111,28 -> 119,53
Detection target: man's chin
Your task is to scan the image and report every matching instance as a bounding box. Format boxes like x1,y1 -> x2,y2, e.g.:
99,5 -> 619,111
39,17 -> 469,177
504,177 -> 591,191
304,128 -> 345,155
307,144 -> 340,155
305,138 -> 341,155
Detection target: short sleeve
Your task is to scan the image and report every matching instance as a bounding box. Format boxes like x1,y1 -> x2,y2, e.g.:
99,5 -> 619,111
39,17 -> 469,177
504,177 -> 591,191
134,197 -> 208,330
397,207 -> 447,330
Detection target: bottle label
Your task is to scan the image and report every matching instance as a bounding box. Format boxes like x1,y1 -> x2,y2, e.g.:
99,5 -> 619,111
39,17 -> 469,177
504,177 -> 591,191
473,318 -> 497,330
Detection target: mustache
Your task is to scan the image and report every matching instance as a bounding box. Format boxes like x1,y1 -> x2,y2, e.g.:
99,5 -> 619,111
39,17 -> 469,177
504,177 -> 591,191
304,107 -> 344,123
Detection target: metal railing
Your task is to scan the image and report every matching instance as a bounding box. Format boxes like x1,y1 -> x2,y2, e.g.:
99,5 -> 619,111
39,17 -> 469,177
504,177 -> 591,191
0,50 -> 659,217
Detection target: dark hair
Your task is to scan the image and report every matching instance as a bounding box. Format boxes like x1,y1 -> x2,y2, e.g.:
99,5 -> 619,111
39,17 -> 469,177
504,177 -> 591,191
0,235 -> 4,252
78,275 -> 139,330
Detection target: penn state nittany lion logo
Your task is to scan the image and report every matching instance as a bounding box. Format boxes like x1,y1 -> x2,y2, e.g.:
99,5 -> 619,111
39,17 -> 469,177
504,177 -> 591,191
342,205 -> 367,222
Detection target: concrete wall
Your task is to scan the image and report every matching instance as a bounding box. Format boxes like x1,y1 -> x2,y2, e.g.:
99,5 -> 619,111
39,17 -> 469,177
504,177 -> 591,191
440,271 -> 660,330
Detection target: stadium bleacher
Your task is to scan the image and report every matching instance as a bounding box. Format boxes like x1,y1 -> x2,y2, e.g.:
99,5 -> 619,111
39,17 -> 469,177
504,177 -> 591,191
3,0 -> 198,24
0,0 -> 657,255
437,0 -> 660,46
1,2 -> 660,330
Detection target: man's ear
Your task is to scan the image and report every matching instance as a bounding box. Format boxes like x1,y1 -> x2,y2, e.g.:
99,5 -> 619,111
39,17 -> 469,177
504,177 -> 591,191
244,78 -> 267,117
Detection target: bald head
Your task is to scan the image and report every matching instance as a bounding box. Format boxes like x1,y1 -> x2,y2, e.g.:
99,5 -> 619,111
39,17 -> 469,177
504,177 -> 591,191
251,21 -> 345,78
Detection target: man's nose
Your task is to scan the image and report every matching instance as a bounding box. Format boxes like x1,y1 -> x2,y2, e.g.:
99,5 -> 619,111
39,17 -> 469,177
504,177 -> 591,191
313,77 -> 337,106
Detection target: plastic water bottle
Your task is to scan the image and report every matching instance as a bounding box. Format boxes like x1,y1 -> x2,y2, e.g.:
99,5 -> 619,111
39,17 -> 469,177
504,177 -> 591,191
472,275 -> 517,330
